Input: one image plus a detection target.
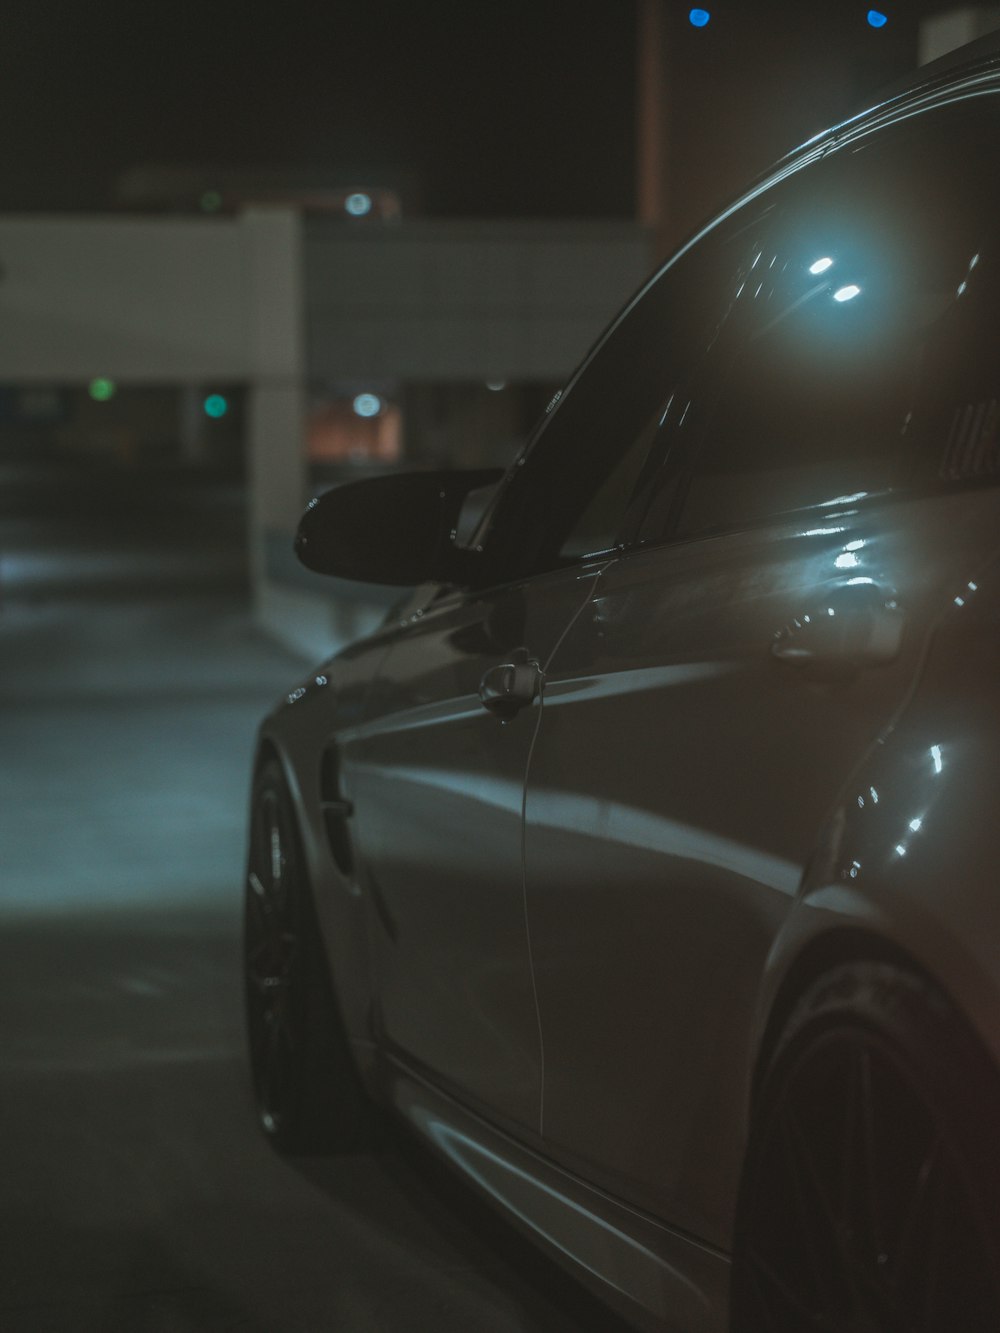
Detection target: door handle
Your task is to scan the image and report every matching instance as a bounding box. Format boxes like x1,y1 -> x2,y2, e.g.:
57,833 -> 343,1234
772,585 -> 905,671
478,660 -> 542,720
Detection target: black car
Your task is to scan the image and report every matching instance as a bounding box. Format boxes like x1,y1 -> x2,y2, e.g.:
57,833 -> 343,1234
245,34 -> 1000,1332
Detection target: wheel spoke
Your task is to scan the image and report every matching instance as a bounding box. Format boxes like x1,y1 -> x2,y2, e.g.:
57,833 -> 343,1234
855,1045 -> 883,1259
259,1011 -> 285,1117
746,1244 -> 837,1331
777,1096 -> 857,1314
244,879 -> 273,942
838,1044 -> 887,1311
270,824 -> 283,884
891,1134 -> 942,1301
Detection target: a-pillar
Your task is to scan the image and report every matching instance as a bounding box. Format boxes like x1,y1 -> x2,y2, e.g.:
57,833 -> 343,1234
242,208 -> 309,638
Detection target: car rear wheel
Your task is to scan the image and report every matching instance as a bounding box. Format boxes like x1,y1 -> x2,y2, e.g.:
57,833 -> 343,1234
244,757 -> 371,1154
731,961 -> 1000,1332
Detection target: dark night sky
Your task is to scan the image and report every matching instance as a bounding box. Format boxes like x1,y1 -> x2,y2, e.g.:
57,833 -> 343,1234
0,0 -> 637,216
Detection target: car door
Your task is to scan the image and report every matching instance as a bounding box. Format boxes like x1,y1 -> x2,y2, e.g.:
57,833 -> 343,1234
343,565 -> 604,1135
339,232 -> 757,1136
523,96 -> 1000,1246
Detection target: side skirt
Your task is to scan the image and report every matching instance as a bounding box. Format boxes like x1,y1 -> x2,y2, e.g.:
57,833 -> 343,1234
384,1055 -> 730,1333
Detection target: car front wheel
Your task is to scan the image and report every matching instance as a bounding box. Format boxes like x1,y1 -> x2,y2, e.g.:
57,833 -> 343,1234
244,757 -> 371,1155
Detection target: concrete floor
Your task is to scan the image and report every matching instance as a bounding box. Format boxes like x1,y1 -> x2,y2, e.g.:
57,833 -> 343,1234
0,448 -> 630,1332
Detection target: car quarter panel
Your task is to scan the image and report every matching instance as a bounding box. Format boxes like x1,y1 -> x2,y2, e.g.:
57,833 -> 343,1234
771,538 -> 1000,1077
523,485 -> 1000,1251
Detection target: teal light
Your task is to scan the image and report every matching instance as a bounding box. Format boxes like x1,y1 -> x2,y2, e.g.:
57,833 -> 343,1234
89,377 -> 116,402
353,393 -> 382,418
203,393 -> 229,418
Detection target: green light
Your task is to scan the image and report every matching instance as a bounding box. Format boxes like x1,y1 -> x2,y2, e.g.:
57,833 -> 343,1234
200,190 -> 222,213
89,377 -> 116,402
203,393 -> 228,419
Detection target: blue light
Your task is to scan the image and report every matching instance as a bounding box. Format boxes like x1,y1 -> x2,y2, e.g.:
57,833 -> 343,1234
867,9 -> 888,27
345,192 -> 372,217
689,8 -> 710,27
353,392 -> 382,418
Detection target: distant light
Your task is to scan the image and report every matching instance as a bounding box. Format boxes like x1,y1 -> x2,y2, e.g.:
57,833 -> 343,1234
486,380 -> 507,392
688,8 -> 710,27
931,744 -> 943,773
353,393 -> 382,418
204,394 -> 228,418
909,817 -> 923,832
89,377 -> 116,402
345,192 -> 372,217
835,551 -> 859,569
200,190 -> 222,213
834,284 -> 862,302
809,256 -> 834,275
867,9 -> 888,27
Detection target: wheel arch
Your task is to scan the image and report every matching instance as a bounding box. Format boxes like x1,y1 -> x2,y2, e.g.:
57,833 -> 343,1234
751,925 -> 934,1108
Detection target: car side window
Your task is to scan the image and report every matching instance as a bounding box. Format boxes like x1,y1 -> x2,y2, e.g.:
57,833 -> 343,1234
655,99 -> 1000,543
476,205 -> 773,584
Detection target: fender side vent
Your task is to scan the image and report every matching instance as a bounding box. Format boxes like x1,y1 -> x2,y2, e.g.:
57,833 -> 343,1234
320,747 -> 354,876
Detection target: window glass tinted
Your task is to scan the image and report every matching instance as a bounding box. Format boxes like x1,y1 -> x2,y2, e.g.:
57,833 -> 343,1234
477,205 -> 772,583
652,98 -> 1000,542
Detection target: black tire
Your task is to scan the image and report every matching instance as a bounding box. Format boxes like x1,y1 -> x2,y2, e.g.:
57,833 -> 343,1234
244,757 -> 372,1155
731,961 -> 1000,1332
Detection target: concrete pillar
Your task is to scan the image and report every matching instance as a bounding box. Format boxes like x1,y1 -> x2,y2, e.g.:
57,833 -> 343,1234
241,208 -> 307,613
636,0 -> 672,264
177,385 -> 205,464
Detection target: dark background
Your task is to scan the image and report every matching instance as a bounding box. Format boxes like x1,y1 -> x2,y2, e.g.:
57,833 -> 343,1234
0,1 -> 939,228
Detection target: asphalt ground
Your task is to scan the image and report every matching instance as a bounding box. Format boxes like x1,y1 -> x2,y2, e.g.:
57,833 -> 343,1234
0,446 -> 632,1333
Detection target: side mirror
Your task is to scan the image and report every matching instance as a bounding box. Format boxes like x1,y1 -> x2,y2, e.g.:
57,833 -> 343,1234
294,468 -> 504,587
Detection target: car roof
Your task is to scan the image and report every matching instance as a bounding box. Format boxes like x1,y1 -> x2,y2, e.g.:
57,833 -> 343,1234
577,29 -> 1000,420
880,28 -> 1000,103
762,30 -> 1000,177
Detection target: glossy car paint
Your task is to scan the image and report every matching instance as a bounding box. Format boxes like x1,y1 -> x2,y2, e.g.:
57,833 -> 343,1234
253,45 -> 1000,1333
522,484 -> 1000,1251
344,565 -> 605,1137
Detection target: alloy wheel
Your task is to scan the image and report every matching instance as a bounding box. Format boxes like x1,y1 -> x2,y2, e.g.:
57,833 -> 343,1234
245,785 -> 303,1136
735,1019 -> 1000,1332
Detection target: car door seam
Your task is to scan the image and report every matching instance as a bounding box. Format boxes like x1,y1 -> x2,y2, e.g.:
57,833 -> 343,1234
521,561 -> 612,1140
